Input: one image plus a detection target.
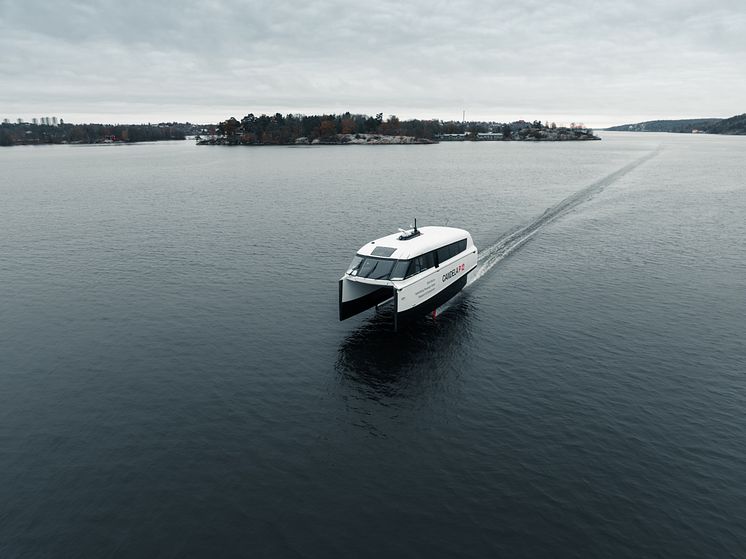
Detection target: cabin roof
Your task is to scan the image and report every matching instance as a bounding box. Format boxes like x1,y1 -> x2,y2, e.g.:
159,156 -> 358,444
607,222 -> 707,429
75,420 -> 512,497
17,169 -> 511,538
356,226 -> 470,260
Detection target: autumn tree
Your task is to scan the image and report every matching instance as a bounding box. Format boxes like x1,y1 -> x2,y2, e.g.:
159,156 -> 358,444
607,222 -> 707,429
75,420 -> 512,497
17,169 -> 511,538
341,118 -> 355,134
319,119 -> 337,138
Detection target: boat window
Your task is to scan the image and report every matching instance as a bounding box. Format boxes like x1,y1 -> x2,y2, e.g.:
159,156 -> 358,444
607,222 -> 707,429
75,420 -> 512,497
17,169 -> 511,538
351,256 -> 396,280
347,255 -> 364,274
368,258 -> 396,279
348,240 -> 468,281
358,258 -> 380,278
390,260 -> 410,280
437,239 -> 468,264
406,259 -> 421,277
422,251 -> 435,269
371,246 -> 397,257
437,245 -> 451,264
389,240 -> 469,279
406,252 -> 435,277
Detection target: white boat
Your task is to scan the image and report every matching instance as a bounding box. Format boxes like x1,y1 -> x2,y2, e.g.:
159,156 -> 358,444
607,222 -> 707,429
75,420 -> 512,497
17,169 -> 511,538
339,222 -> 478,330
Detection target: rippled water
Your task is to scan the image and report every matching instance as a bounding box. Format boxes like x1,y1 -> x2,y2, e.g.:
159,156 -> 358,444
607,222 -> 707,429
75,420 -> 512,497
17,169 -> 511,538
1,133 -> 745,557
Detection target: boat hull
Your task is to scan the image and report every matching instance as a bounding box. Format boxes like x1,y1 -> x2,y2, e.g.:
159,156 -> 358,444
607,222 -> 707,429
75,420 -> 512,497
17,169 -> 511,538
339,279 -> 394,321
394,273 -> 468,331
339,255 -> 476,331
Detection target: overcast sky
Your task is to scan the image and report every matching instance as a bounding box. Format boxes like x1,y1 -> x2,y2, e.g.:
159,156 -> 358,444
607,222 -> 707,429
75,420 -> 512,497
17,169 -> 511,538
1,0 -> 744,127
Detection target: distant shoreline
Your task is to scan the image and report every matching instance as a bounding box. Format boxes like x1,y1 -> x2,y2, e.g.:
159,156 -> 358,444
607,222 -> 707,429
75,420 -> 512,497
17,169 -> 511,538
605,113 -> 745,135
203,112 -> 600,146
0,122 -> 194,146
197,128 -> 600,146
1,113 -> 606,147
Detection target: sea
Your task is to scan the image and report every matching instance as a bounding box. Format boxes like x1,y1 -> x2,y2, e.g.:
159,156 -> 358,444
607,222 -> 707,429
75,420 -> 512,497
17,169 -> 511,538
1,132 -> 745,558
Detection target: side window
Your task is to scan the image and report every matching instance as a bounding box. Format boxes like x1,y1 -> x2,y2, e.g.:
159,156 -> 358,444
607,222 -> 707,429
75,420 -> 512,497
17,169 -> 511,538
407,254 -> 435,277
447,240 -> 466,259
423,251 -> 435,269
437,246 -> 450,264
407,259 -> 421,277
390,260 -> 410,280
414,256 -> 426,273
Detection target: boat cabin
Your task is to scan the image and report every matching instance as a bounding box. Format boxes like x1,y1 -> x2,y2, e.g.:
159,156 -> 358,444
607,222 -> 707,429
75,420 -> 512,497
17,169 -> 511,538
346,227 -> 470,282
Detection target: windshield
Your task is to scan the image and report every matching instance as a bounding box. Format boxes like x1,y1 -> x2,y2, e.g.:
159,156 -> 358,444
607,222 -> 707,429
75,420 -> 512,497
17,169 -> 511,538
348,255 -> 397,280
347,255 -> 364,274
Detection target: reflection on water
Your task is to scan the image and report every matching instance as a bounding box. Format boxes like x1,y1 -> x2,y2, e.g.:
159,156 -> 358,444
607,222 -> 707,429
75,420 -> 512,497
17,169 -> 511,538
335,294 -> 474,402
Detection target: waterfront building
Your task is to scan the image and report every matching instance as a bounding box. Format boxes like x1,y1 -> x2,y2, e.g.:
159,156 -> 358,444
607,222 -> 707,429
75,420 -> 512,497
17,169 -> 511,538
439,133 -> 468,141
477,132 -> 503,140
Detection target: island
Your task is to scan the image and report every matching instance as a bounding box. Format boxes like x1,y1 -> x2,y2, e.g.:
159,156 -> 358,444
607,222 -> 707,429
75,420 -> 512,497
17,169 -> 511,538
606,113 -> 746,135
197,112 -> 600,145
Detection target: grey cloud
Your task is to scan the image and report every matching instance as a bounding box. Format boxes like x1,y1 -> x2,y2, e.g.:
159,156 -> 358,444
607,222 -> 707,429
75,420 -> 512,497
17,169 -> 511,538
1,0 -> 744,126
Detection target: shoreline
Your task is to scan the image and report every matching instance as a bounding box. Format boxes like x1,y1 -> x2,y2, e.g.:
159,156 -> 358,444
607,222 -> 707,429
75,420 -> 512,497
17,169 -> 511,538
197,129 -> 600,146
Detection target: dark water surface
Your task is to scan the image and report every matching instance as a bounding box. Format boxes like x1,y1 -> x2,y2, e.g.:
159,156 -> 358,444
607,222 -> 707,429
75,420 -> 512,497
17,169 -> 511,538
1,133 -> 745,557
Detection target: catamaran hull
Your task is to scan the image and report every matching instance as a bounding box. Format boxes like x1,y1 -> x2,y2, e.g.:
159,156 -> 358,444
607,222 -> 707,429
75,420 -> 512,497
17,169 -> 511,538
338,279 -> 393,321
393,274 -> 468,331
339,258 -> 477,330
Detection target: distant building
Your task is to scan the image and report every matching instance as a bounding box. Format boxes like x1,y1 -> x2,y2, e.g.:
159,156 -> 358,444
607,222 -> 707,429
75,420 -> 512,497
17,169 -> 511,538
32,117 -> 39,125
52,116 -> 58,126
17,118 -> 23,124
3,118 -> 10,124
477,132 -> 503,140
439,133 -> 468,141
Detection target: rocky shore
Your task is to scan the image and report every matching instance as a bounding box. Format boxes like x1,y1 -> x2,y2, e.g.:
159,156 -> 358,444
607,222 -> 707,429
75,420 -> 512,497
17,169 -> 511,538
510,127 -> 600,141
306,133 -> 434,145
197,129 -> 598,146
197,133 -> 434,146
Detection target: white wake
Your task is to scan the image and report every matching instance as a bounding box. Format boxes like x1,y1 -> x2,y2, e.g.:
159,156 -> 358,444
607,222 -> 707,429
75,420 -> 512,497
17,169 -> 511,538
467,148 -> 661,287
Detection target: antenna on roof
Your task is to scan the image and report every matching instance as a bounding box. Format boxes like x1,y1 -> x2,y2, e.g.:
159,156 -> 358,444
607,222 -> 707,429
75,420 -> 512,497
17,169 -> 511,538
398,218 -> 421,240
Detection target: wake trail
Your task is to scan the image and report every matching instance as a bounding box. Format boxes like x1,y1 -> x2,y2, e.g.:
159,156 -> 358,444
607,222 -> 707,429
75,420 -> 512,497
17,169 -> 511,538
467,147 -> 661,287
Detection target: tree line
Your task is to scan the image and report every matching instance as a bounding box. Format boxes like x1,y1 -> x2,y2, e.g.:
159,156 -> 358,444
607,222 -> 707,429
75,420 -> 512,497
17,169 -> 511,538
214,112 -> 516,144
211,112 -> 592,144
215,112 -> 442,144
0,122 -> 191,146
